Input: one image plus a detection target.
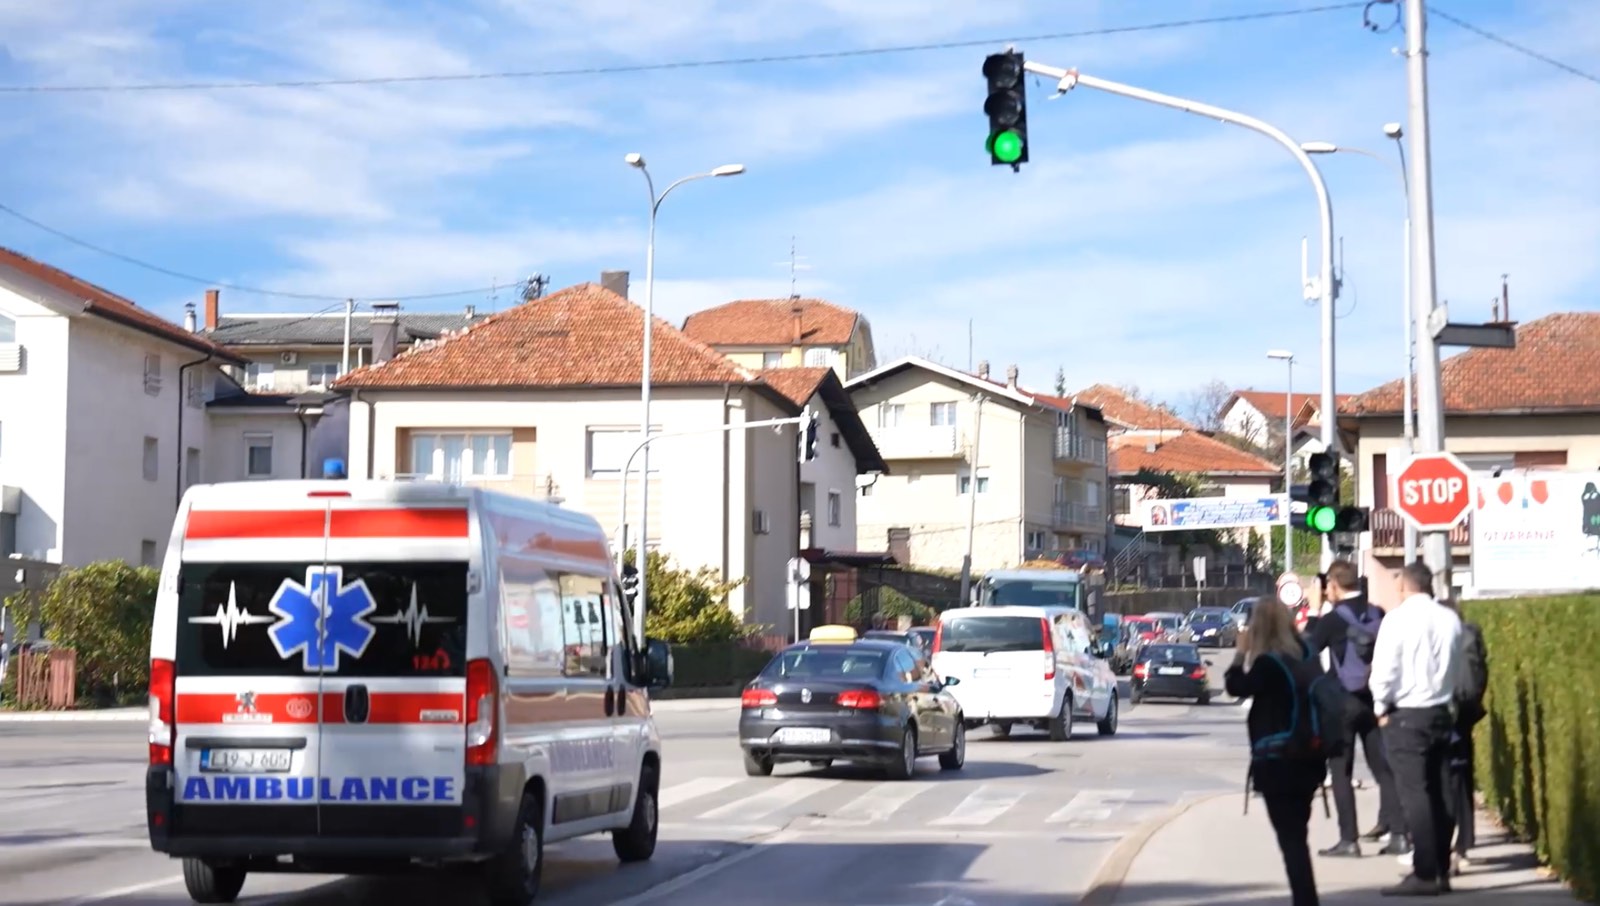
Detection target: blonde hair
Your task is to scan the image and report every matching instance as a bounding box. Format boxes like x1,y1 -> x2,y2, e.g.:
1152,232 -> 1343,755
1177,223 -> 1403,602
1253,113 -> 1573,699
1245,598 -> 1304,669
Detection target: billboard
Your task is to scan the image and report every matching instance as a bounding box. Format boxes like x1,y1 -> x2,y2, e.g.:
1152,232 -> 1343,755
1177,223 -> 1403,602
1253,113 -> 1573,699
1471,469 -> 1600,593
1142,495 -> 1285,532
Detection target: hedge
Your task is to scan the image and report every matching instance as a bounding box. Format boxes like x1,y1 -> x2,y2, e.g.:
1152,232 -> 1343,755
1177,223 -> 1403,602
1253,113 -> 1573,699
667,640 -> 775,689
3,560 -> 158,708
1464,594 -> 1600,903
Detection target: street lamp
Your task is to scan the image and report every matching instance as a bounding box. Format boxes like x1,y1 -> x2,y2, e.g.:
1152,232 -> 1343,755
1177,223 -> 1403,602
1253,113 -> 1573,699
623,153 -> 745,641
1302,126 -> 1416,560
1267,350 -> 1295,573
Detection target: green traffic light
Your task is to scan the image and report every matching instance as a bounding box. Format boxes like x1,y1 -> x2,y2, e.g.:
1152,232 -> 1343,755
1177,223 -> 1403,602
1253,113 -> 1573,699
992,129 -> 1023,163
1307,505 -> 1337,533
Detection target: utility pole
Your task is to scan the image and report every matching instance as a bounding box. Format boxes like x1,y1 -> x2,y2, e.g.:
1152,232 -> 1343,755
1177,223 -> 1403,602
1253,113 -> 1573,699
340,298 -> 355,377
957,394 -> 986,605
1403,0 -> 1452,596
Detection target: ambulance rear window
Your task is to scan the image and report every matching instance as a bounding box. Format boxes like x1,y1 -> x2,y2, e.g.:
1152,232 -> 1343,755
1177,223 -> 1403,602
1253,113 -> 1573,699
175,561 -> 468,677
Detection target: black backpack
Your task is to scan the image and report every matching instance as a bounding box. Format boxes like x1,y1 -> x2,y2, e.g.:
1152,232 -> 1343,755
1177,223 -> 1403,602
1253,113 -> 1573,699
1252,650 -> 1354,763
1455,621 -> 1489,727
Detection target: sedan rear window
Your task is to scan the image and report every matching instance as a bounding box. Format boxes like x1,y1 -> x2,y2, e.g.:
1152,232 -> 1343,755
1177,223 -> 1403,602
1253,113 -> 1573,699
761,648 -> 887,680
1140,645 -> 1199,663
937,616 -> 1045,653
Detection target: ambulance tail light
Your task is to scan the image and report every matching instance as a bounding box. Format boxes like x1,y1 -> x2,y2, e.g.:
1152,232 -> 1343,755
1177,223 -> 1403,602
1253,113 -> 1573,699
149,658 -> 176,766
465,658 -> 498,766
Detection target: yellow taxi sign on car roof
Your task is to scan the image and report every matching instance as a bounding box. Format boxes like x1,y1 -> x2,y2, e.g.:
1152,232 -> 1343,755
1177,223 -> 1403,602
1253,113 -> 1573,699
807,625 -> 858,644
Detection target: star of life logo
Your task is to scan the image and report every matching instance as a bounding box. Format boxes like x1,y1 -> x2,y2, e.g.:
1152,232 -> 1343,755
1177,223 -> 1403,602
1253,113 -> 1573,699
267,567 -> 379,672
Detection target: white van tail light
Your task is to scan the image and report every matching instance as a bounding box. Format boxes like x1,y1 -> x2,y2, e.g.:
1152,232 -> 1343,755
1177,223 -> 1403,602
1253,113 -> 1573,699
1039,618 -> 1056,681
149,658 -> 176,766
465,658 -> 498,766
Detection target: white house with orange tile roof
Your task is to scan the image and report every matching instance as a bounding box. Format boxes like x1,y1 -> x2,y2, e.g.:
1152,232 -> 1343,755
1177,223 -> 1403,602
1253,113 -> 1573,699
682,297 -> 876,381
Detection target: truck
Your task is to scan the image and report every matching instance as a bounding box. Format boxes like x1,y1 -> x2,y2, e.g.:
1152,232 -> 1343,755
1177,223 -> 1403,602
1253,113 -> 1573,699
972,561 -> 1105,625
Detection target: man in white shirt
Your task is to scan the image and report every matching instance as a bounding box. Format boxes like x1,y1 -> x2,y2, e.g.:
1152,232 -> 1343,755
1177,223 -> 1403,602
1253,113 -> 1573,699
1369,561 -> 1462,896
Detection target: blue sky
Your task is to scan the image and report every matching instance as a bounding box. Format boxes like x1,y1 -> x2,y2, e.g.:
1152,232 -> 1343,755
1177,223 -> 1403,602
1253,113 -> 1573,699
0,0 -> 1595,408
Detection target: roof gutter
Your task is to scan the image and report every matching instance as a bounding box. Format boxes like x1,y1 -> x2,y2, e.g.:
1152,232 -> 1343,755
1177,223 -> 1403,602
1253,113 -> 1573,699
174,353 -> 214,508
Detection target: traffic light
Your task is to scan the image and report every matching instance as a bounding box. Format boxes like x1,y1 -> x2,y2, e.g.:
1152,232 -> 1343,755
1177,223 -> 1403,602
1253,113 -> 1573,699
1291,451 -> 1341,533
1334,506 -> 1371,534
983,51 -> 1029,169
799,410 -> 819,463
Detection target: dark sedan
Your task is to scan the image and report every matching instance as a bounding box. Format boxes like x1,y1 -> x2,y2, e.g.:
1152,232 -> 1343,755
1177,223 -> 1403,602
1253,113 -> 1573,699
1179,608 -> 1239,647
1130,643 -> 1213,705
739,639 -> 966,780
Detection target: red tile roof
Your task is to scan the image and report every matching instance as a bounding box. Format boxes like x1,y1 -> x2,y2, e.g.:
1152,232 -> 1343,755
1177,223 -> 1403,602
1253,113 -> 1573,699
1229,390 -> 1354,421
1110,431 -> 1280,477
762,366 -> 889,474
1074,384 -> 1194,431
682,297 -> 859,347
336,283 -> 768,391
760,366 -> 833,407
1342,312 -> 1600,416
0,246 -> 242,362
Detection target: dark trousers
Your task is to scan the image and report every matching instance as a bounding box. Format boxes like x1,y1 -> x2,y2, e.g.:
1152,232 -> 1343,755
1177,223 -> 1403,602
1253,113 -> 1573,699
1265,790 -> 1321,906
1448,731 -> 1476,854
1328,705 -> 1404,842
1385,706 -> 1457,882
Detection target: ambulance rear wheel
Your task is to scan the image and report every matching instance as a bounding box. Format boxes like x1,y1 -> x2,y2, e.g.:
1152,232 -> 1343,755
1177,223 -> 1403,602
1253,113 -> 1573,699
484,790 -> 544,906
181,858 -> 246,904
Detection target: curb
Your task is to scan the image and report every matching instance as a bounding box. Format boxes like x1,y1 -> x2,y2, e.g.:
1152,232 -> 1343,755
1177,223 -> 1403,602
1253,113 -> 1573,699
1079,792 -> 1230,906
0,708 -> 145,723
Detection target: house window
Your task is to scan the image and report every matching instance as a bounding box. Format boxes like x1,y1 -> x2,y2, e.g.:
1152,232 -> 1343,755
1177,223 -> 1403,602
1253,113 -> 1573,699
930,402 -> 958,426
587,429 -> 655,478
143,354 -> 162,396
410,432 -> 513,480
804,347 -> 833,367
762,352 -> 784,369
1113,486 -> 1132,516
827,491 -> 842,527
245,433 -> 273,478
185,370 -> 203,408
140,540 -> 158,568
0,313 -> 13,342
244,362 -> 275,391
185,447 -> 200,490
878,403 -> 905,427
957,467 -> 990,495
859,481 -> 874,497
1085,480 -> 1101,506
307,362 -> 340,387
142,436 -> 159,481
1026,529 -> 1048,550
753,509 -> 771,535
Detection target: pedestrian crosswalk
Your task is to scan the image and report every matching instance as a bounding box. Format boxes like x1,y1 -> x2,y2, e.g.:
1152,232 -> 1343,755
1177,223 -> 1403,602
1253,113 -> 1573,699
655,774 -> 1223,834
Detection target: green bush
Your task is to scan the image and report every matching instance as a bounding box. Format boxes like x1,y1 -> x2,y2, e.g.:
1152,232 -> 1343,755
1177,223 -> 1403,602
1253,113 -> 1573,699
844,586 -> 935,626
5,560 -> 159,707
1464,594 -> 1600,903
623,550 -> 750,644
667,640 -> 774,689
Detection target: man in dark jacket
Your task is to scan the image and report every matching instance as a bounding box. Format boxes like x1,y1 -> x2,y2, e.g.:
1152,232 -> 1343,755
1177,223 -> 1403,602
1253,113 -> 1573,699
1304,560 -> 1407,857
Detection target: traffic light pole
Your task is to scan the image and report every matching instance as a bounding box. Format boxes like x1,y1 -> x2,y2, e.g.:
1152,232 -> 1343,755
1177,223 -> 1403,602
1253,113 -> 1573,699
1402,0 -> 1453,597
1023,61 -> 1340,571
614,411 -> 812,647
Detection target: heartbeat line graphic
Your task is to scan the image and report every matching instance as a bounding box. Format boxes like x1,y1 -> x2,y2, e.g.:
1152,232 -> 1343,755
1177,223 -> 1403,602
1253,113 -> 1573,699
371,583 -> 455,646
188,583 -> 275,648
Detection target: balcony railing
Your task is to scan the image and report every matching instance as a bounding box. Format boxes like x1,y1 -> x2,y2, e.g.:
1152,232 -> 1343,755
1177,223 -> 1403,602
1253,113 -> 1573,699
867,424 -> 962,459
1370,507 -> 1471,549
1053,501 -> 1105,529
1054,429 -> 1107,466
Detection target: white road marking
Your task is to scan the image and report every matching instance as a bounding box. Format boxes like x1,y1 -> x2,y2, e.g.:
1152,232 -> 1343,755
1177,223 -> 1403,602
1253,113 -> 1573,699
63,876 -> 182,906
1047,788 -> 1134,824
818,780 -> 934,823
606,830 -> 798,906
696,778 -> 839,822
929,784 -> 1024,826
658,776 -> 742,810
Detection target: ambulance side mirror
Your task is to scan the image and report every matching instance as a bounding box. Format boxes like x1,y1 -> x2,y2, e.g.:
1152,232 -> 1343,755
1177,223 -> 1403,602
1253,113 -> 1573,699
643,638 -> 673,689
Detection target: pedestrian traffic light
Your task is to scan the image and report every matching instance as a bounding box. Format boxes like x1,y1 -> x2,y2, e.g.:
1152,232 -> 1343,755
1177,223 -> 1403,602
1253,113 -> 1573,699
1291,451 -> 1342,533
983,51 -> 1029,170
799,410 -> 819,463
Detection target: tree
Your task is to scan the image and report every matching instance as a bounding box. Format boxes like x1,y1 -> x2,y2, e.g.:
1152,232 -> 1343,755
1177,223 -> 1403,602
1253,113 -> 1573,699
1181,378 -> 1234,433
844,586 -> 936,626
1054,366 -> 1067,396
622,551 -> 750,644
5,560 -> 159,706
888,334 -> 948,366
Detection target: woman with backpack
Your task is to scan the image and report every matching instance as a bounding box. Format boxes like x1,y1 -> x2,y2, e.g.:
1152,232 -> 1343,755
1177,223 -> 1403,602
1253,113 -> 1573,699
1227,597 -> 1330,906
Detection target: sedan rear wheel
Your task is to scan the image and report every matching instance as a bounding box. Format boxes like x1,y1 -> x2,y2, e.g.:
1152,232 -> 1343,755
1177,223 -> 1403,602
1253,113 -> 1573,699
886,725 -> 918,780
939,720 -> 966,770
742,749 -> 774,777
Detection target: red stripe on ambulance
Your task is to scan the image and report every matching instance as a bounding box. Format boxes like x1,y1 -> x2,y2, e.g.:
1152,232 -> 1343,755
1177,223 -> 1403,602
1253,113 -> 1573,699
184,508 -> 470,540
177,692 -> 464,725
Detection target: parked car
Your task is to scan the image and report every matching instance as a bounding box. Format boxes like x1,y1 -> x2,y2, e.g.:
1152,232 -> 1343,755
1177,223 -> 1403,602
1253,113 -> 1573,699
1228,597 -> 1260,628
1130,643 -> 1213,705
1143,612 -> 1184,642
1179,607 -> 1239,647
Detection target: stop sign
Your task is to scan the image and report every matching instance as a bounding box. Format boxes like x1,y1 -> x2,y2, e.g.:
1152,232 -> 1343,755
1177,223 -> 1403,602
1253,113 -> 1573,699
1392,451 -> 1473,531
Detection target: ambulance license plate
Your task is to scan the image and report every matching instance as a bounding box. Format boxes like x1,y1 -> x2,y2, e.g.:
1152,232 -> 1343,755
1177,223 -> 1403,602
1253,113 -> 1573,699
201,748 -> 292,773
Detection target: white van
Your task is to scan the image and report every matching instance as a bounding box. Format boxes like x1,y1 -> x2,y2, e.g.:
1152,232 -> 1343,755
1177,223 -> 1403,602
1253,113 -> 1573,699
930,606 -> 1119,740
145,480 -> 674,905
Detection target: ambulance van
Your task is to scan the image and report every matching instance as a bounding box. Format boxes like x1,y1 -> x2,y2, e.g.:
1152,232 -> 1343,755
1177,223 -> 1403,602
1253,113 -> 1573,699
145,479 -> 675,905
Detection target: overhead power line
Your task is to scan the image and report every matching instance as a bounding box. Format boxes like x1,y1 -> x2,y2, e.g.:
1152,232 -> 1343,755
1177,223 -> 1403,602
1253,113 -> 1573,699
0,201 -> 511,303
0,5 -> 1366,94
1432,7 -> 1600,86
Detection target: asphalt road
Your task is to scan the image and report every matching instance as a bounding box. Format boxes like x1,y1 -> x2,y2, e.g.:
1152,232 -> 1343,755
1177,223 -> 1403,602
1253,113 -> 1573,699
0,656 -> 1251,905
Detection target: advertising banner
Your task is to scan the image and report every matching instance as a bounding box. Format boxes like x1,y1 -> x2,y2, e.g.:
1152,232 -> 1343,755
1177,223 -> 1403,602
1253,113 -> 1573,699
1142,496 -> 1285,532
1471,469 -> 1600,593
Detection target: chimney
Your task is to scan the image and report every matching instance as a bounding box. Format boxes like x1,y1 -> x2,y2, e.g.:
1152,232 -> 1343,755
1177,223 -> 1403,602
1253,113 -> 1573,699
203,288 -> 220,331
976,360 -> 990,380
464,303 -> 476,320
1501,273 -> 1510,323
1005,364 -> 1018,389
183,302 -> 197,333
370,302 -> 400,364
791,301 -> 804,345
600,270 -> 629,299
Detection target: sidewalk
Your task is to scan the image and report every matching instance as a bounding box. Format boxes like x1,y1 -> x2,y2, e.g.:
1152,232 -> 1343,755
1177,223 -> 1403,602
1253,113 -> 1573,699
1099,786 -> 1577,904
0,706 -> 144,722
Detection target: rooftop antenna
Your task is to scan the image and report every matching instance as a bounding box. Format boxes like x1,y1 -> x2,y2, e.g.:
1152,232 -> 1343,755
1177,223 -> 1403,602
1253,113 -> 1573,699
773,235 -> 813,299
487,277 -> 500,313
521,273 -> 549,302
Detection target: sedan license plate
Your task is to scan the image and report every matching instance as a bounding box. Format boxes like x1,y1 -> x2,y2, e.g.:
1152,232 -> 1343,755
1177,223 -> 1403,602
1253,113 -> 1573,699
1157,667 -> 1185,676
773,727 -> 832,745
200,748 -> 292,773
